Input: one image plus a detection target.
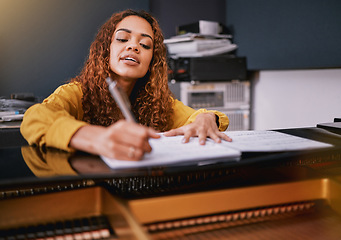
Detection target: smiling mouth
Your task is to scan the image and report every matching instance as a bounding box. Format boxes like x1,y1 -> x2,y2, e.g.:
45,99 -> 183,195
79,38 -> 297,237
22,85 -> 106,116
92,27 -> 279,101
123,57 -> 139,63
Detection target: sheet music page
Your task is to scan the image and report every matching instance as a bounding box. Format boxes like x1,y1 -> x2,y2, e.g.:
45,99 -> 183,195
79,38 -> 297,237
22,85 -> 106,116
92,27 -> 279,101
101,134 -> 241,169
101,130 -> 333,169
221,130 -> 333,152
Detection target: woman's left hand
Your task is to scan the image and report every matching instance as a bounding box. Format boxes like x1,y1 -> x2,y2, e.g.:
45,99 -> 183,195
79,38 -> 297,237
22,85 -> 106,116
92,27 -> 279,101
163,112 -> 232,145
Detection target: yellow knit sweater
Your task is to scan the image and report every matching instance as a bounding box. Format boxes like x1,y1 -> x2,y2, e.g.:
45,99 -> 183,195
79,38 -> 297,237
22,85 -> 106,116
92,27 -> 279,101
20,82 -> 229,151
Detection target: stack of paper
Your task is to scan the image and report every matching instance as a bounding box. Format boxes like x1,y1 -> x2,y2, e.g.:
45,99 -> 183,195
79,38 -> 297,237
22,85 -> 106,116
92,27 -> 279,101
164,33 -> 237,58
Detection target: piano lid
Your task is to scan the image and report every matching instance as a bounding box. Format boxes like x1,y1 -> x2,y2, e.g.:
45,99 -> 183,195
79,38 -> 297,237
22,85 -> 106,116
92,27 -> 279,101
0,126 -> 340,199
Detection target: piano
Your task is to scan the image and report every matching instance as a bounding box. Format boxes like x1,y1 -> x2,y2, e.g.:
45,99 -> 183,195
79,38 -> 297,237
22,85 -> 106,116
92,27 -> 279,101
0,125 -> 341,239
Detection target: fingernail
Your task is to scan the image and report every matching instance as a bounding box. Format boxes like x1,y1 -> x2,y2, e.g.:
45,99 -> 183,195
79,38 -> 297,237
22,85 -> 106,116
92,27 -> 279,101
199,140 -> 205,145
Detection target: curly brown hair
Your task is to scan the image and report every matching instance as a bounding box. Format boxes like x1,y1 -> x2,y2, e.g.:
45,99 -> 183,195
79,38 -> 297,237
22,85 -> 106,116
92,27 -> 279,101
71,9 -> 174,131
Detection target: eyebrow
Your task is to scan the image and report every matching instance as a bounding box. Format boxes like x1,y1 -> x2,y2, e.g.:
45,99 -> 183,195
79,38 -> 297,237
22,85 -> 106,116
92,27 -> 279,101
116,28 -> 153,41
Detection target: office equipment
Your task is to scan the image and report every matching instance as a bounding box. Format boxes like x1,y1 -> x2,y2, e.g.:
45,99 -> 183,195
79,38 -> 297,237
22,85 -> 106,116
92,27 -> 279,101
165,36 -> 237,58
0,98 -> 36,128
165,20 -> 236,58
178,81 -> 250,110
164,32 -> 232,45
178,20 -> 220,35
166,39 -> 237,57
176,20 -> 231,36
168,55 -> 249,131
0,113 -> 24,122
171,44 -> 238,58
168,56 -> 247,81
224,109 -> 250,131
10,93 -> 37,102
0,99 -> 35,112
106,77 -> 136,122
0,111 -> 24,117
1,125 -> 341,239
0,121 -> 22,129
169,80 -> 250,130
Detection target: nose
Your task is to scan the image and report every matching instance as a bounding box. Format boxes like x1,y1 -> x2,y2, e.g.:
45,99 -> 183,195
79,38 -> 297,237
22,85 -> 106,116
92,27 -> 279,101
126,42 -> 140,53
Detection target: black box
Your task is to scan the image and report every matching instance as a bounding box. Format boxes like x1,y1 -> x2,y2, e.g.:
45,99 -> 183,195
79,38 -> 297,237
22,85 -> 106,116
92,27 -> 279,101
169,56 -> 247,81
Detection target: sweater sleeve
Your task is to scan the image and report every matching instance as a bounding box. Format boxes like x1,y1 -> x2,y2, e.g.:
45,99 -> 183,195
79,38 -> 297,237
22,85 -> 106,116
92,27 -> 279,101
171,99 -> 229,131
20,83 -> 89,151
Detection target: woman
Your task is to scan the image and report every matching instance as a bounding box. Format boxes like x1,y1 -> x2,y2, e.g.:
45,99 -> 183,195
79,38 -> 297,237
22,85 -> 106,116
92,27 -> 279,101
20,9 -> 231,161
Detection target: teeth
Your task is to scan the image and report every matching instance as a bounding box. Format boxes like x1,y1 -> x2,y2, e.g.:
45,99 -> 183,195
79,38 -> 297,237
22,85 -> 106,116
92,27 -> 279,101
125,57 -> 137,62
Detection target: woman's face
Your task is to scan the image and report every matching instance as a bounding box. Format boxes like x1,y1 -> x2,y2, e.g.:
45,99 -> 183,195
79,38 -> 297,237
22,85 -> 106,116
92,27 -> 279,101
110,15 -> 154,83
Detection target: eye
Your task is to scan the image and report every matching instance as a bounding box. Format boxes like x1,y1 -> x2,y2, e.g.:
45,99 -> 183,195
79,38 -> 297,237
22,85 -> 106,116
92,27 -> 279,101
140,43 -> 151,50
116,38 -> 128,43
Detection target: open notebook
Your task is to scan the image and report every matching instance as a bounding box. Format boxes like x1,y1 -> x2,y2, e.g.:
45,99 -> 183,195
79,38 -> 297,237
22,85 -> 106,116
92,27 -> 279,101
101,130 -> 333,170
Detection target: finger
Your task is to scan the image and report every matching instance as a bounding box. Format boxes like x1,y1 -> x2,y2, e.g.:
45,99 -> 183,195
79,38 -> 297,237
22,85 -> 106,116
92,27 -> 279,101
219,132 -> 232,142
140,128 -> 161,153
140,139 -> 153,153
164,128 -> 184,137
197,129 -> 208,145
163,129 -> 176,137
148,128 -> 161,139
182,128 -> 196,144
111,122 -> 156,153
132,127 -> 160,152
209,132 -> 222,143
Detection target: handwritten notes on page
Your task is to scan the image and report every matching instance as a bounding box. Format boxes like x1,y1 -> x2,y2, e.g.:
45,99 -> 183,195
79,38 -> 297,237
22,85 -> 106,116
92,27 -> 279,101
222,130 -> 333,152
101,134 -> 241,169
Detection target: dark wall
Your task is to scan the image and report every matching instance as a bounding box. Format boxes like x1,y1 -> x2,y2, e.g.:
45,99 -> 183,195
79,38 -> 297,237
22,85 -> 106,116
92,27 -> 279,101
150,0 -> 226,39
226,0 -> 341,70
2,0 -> 340,99
0,0 -> 148,98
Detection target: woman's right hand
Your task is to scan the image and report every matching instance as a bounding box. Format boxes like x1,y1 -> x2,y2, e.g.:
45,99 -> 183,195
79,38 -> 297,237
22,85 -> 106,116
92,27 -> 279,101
69,120 -> 160,160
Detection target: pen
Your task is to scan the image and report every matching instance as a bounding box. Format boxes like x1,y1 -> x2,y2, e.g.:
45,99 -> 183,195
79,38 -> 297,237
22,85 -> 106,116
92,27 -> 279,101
106,77 -> 136,123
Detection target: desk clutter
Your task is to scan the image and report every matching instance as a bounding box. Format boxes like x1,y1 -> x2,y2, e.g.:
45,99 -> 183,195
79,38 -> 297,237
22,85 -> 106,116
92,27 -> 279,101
164,20 -> 237,58
165,20 -> 250,131
0,94 -> 39,128
0,94 -> 38,147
